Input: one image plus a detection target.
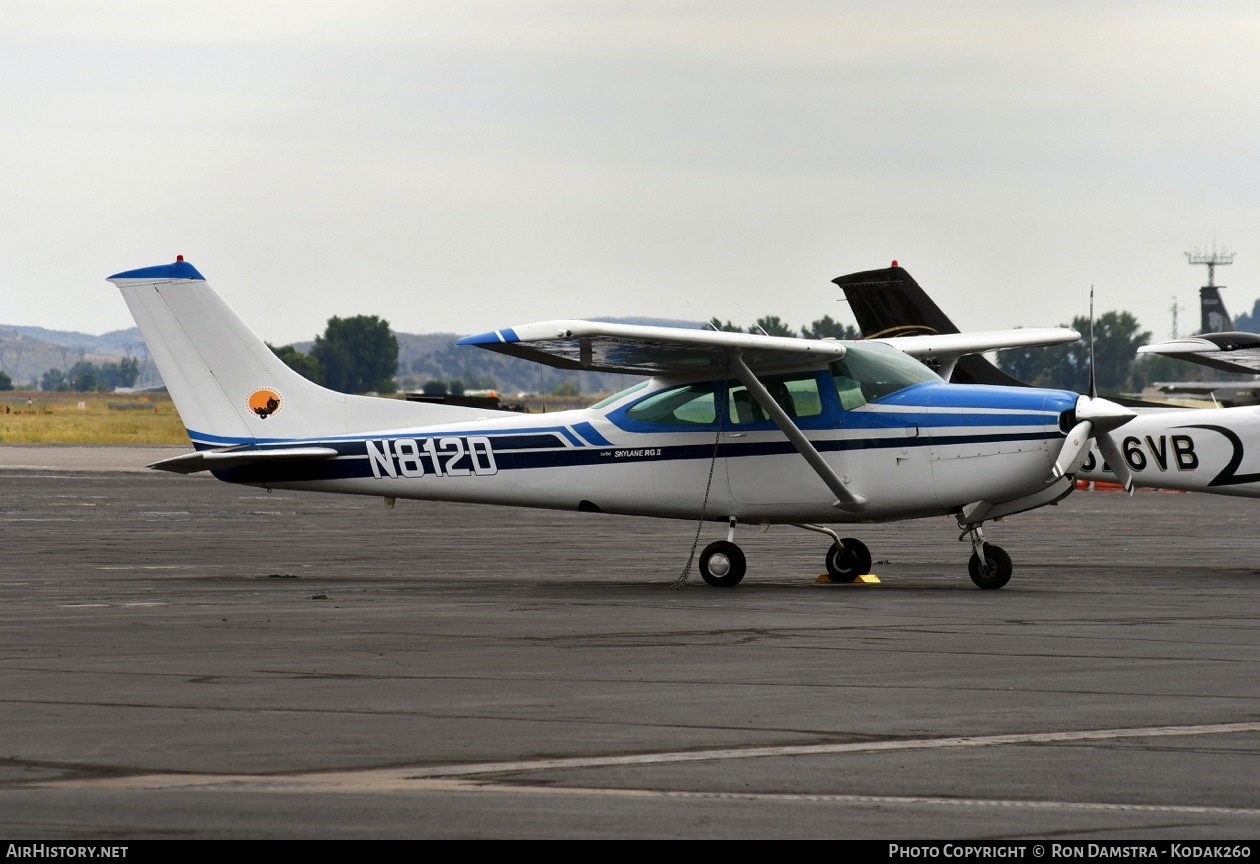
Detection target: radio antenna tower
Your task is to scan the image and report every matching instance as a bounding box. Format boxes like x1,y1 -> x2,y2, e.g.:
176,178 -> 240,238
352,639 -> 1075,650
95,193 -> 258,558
1187,244 -> 1235,333
1169,296 -> 1185,339
1186,244 -> 1234,288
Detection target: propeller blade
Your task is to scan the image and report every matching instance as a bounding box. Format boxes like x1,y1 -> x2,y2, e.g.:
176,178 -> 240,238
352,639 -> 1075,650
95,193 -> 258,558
1052,419 -> 1093,479
1097,432 -> 1135,494
1087,286 -> 1097,399
1049,395 -> 1136,483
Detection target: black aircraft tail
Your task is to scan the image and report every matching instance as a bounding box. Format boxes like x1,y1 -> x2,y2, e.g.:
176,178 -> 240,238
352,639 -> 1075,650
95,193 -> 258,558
1200,284 -> 1234,334
832,264 -> 1029,388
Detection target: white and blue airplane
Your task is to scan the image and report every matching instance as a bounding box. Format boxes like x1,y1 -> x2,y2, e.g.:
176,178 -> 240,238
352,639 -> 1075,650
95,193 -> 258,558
109,257 -> 1134,590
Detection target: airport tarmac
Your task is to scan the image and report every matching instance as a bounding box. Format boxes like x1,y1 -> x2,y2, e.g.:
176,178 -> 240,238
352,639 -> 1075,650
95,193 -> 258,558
2,446 -> 1259,839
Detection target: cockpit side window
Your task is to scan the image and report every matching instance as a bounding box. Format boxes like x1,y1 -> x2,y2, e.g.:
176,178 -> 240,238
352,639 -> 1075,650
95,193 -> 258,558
728,372 -> 823,425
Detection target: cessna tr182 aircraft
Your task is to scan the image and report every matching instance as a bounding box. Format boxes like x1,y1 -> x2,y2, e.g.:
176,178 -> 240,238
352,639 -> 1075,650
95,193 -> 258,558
109,258 -> 1135,590
837,263 -> 1260,499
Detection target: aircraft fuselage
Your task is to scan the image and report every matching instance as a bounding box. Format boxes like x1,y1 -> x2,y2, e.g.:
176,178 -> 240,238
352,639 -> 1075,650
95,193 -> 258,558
1077,405 -> 1260,497
210,375 -> 1078,525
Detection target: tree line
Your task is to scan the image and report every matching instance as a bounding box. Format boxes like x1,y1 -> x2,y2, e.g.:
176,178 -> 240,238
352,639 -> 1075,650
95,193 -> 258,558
273,314 -> 867,396
995,311 -> 1205,392
718,311 -> 1195,393
38,358 -> 140,392
12,308 -> 1201,397
710,315 -> 862,340
270,315 -> 399,394
255,309 -> 1207,397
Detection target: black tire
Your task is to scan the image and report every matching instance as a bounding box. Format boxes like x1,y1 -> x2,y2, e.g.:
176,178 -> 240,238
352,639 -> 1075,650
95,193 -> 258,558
968,544 -> 1013,590
699,540 -> 746,587
825,538 -> 872,582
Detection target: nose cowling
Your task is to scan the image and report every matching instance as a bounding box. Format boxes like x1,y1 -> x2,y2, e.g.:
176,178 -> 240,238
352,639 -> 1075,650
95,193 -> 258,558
1051,395 -> 1137,485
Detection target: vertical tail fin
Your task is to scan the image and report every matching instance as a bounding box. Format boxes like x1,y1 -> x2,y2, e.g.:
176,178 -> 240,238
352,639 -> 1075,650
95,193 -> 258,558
1200,284 -> 1234,334
832,265 -> 1029,387
109,258 -> 488,448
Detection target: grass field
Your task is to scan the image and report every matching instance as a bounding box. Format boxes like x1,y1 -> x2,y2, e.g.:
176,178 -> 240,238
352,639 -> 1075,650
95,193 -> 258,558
0,391 -> 599,446
0,392 -> 188,445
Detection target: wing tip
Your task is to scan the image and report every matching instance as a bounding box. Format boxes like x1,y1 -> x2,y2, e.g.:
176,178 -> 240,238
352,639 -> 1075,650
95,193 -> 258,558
457,328 -> 519,346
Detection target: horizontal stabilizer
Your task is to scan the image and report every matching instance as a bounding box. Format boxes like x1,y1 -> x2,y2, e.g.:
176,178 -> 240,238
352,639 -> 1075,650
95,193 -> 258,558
878,327 -> 1080,359
149,446 -> 340,474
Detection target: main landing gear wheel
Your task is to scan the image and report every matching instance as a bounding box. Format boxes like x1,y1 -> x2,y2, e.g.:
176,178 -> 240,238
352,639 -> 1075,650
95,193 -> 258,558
699,540 -> 746,587
968,544 -> 1013,590
825,538 -> 872,582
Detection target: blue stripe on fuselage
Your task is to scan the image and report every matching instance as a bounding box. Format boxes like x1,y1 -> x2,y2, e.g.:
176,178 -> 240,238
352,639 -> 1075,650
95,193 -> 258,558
572,421 -> 612,446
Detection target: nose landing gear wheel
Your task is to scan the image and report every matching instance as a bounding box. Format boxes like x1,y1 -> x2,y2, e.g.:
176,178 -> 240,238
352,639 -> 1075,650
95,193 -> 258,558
968,543 -> 1012,589
699,540 -> 746,587
825,537 -> 872,582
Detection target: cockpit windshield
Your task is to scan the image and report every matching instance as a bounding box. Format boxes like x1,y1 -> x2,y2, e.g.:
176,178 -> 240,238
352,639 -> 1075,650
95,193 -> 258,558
831,342 -> 940,409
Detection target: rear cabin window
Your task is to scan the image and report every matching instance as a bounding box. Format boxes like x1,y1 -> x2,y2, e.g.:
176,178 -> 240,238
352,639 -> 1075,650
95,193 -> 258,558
625,383 -> 717,426
590,380 -> 648,410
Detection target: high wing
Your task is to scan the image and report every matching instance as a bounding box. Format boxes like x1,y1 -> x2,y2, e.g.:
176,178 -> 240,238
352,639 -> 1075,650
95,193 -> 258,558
877,327 -> 1080,363
457,320 -> 845,375
1138,333 -> 1260,376
458,319 -> 1078,376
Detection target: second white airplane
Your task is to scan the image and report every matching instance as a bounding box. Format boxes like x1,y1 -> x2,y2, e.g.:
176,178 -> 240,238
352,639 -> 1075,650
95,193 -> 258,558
836,262 -> 1260,498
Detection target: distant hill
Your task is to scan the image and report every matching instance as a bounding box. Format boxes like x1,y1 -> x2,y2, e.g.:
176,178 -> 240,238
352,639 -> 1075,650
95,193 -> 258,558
2,324 -> 146,354
0,326 -> 157,388
0,317 -> 705,395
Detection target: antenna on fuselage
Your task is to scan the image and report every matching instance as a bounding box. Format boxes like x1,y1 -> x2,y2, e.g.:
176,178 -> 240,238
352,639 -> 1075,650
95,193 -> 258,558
732,300 -> 769,336
686,301 -> 722,332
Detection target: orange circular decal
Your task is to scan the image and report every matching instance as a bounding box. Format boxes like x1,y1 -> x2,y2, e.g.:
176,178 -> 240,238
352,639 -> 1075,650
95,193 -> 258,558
247,388 -> 283,419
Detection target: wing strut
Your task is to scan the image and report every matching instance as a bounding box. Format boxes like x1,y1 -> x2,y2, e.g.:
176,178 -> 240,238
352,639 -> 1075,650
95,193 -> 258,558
728,352 -> 867,512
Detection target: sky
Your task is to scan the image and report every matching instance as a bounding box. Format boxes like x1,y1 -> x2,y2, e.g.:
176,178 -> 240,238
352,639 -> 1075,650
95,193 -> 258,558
3,1 -> 1259,345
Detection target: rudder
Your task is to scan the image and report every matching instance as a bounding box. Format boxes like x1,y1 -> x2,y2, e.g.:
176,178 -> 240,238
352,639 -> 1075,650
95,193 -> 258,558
110,257 -> 494,449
